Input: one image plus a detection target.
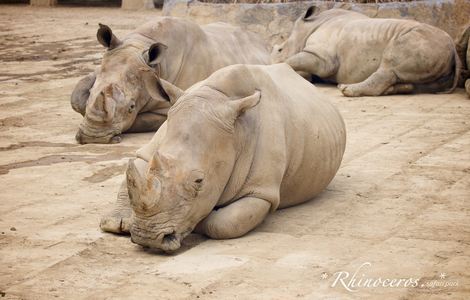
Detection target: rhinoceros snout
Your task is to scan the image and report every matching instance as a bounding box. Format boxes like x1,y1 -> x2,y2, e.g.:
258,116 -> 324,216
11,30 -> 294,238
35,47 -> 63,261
75,128 -> 121,144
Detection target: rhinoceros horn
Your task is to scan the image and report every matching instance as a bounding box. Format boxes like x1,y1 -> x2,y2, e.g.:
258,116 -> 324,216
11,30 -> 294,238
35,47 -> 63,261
127,158 -> 161,213
71,72 -> 96,116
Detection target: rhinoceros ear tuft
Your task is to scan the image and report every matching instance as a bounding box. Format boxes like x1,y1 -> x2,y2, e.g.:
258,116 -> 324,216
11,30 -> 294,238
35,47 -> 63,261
147,42 -> 168,67
97,23 -> 121,50
229,90 -> 261,117
303,5 -> 320,20
159,79 -> 184,105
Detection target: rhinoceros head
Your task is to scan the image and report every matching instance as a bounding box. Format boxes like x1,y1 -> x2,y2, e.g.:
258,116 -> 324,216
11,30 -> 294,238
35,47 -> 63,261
72,24 -> 171,144
127,81 -> 261,252
271,5 -> 321,63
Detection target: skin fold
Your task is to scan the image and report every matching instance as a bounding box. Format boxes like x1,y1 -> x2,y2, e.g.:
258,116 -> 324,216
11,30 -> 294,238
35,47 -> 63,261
272,6 -> 460,97
100,63 -> 346,253
71,17 -> 271,144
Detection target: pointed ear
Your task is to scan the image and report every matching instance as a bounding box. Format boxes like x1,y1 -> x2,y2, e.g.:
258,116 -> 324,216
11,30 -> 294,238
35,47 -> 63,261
97,23 -> 121,49
160,79 -> 184,105
147,42 -> 168,67
229,90 -> 261,117
303,5 -> 320,20
126,159 -> 144,202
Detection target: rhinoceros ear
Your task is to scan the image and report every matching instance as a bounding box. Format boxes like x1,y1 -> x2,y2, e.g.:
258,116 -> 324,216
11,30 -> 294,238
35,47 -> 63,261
303,5 -> 320,20
160,79 -> 184,105
147,42 -> 168,67
229,90 -> 261,117
97,23 -> 121,50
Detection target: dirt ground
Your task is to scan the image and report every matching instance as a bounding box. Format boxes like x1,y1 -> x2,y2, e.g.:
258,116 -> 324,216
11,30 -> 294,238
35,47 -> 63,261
0,5 -> 469,300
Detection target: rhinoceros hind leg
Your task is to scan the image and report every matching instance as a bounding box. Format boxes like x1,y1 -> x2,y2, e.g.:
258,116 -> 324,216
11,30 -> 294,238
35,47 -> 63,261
465,79 -> 470,97
383,83 -> 414,95
339,68 -> 397,97
100,180 -> 132,234
195,197 -> 271,239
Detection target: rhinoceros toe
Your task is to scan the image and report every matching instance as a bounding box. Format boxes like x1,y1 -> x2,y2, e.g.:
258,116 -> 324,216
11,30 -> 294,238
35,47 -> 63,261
100,214 -> 131,234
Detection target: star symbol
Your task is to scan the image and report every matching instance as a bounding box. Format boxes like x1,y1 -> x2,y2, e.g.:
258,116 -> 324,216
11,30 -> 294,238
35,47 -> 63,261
439,273 -> 447,279
320,272 -> 329,280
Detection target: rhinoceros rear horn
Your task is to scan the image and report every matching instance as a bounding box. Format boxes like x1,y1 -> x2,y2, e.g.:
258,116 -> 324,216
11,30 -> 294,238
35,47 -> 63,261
229,90 -> 261,117
97,23 -> 121,50
71,72 -> 96,116
303,5 -> 320,20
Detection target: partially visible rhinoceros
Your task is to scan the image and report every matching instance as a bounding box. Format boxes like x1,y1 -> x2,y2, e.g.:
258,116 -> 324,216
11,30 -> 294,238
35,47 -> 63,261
272,6 -> 460,97
72,18 -> 271,144
456,24 -> 470,97
100,63 -> 346,252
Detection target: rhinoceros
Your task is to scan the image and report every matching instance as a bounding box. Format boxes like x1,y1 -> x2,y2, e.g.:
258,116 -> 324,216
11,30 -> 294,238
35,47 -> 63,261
100,63 -> 346,252
271,6 -> 460,97
456,24 -> 470,96
71,18 -> 271,144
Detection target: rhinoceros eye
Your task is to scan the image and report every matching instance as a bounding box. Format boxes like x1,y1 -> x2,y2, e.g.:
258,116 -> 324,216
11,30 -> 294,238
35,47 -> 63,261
128,103 -> 136,113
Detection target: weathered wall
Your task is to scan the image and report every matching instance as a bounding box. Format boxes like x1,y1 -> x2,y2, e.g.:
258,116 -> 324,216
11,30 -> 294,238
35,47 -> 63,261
163,0 -> 470,46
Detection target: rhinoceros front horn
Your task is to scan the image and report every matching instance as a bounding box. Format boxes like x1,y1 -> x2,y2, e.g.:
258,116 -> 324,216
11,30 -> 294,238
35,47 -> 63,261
71,72 -> 96,116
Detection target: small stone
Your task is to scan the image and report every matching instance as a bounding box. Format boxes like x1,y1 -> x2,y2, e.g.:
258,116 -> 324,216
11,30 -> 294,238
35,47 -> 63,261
10,227 -> 16,231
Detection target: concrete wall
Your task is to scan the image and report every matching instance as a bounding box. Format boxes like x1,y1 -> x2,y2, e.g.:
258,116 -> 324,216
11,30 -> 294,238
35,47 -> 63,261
163,0 -> 470,46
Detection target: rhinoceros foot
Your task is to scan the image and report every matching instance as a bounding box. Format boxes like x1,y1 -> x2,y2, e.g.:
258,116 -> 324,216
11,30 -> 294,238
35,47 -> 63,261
100,212 -> 132,234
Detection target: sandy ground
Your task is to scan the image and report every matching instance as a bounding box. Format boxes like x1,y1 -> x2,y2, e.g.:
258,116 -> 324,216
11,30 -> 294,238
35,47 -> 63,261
0,5 -> 469,300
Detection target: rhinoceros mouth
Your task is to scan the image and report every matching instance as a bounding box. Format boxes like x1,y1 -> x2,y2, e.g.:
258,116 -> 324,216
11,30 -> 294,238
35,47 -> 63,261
75,128 -> 122,144
130,224 -> 191,253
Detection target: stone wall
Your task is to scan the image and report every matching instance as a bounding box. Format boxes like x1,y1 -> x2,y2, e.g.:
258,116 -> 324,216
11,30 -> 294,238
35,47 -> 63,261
163,0 -> 470,46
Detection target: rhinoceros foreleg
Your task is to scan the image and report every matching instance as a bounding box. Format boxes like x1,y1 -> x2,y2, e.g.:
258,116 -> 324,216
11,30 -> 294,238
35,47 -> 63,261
285,51 -> 338,79
338,68 -> 397,97
195,197 -> 271,239
100,180 -> 133,234
126,112 -> 167,133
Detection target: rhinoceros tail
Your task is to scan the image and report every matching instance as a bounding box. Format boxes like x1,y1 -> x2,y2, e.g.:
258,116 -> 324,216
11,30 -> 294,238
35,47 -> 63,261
435,46 -> 461,94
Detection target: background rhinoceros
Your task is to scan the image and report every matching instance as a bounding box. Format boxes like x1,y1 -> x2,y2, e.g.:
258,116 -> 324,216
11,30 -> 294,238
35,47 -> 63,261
456,24 -> 470,97
100,63 -> 346,252
272,6 -> 460,97
71,18 -> 271,144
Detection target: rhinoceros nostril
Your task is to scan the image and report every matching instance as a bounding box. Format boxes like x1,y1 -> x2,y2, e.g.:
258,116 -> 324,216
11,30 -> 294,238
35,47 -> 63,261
162,231 -> 176,244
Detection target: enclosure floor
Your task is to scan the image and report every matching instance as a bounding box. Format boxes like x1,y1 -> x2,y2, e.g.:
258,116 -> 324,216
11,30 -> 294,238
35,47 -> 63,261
1,5 -> 469,300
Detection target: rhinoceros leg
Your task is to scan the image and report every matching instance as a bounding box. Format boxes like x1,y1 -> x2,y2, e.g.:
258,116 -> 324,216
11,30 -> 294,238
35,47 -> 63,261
126,112 -> 167,133
195,197 -> 271,239
285,51 -> 338,79
100,180 -> 133,234
466,79 -> 470,97
338,68 -> 397,97
383,83 -> 414,95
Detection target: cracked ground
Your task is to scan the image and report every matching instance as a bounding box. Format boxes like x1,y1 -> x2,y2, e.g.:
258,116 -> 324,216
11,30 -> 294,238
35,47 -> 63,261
0,5 -> 469,300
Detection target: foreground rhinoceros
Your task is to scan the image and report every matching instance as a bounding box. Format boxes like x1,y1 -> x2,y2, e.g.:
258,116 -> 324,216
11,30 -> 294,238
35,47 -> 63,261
272,6 -> 460,97
71,18 -> 271,144
100,63 -> 346,252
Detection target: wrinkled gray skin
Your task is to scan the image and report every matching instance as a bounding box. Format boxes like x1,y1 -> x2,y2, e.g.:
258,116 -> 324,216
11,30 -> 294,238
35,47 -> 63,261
100,64 -> 346,252
272,6 -> 460,97
72,18 -> 271,144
